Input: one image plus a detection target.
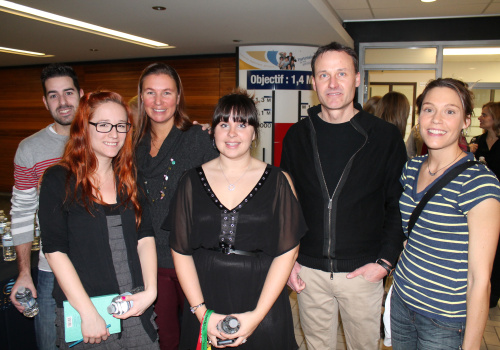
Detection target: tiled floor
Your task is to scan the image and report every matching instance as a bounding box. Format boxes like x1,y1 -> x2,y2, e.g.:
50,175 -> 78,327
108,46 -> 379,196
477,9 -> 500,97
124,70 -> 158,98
289,290 -> 500,350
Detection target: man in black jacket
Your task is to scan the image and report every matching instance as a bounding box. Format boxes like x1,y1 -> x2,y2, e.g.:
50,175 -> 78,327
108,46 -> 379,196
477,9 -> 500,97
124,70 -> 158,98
281,42 -> 407,349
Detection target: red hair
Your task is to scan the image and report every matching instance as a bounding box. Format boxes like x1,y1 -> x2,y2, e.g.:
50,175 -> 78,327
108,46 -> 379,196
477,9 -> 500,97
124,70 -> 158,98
59,91 -> 142,226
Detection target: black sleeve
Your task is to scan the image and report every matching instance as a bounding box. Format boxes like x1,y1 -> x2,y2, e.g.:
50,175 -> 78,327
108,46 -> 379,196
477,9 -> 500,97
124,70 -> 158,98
137,189 -> 155,240
379,129 -> 407,265
167,171 -> 194,255
273,171 -> 308,256
39,166 -> 69,254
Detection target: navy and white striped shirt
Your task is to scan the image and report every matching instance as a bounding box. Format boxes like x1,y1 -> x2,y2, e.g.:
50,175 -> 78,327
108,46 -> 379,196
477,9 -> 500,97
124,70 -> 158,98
394,153 -> 500,322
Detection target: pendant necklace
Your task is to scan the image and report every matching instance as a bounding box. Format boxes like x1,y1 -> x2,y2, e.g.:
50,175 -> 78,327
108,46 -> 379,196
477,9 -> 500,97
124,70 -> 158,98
219,159 -> 251,191
427,150 -> 463,176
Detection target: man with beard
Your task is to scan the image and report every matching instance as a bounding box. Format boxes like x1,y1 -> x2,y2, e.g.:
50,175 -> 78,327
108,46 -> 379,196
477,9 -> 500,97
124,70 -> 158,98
10,64 -> 83,350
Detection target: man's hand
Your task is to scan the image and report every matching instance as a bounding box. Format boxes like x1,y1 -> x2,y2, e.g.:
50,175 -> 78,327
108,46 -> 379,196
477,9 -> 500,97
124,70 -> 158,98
287,261 -> 306,293
192,121 -> 211,132
10,273 -> 37,313
346,262 -> 388,283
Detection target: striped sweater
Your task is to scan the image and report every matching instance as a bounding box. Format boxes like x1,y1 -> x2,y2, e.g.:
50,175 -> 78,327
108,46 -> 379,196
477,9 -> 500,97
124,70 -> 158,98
11,124 -> 68,271
394,153 -> 500,322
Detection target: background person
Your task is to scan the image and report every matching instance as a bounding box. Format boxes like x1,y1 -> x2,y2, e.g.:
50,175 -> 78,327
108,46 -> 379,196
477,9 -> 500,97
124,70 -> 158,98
469,101 -> 500,308
10,63 -> 83,350
133,62 -> 219,350
375,91 -> 410,138
169,91 -> 306,349
391,79 -> 500,350
39,91 -> 158,349
363,95 -> 381,115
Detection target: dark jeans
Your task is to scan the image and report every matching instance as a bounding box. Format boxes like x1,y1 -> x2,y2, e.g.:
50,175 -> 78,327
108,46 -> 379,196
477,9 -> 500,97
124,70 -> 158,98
35,270 -> 57,350
390,288 -> 464,350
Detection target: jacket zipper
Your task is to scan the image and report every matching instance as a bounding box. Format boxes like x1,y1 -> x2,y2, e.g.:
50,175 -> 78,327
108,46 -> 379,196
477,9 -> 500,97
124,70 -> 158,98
311,116 -> 368,279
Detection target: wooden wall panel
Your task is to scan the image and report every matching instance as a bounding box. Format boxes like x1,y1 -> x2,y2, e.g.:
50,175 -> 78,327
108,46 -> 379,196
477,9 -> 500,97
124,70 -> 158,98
0,55 -> 236,192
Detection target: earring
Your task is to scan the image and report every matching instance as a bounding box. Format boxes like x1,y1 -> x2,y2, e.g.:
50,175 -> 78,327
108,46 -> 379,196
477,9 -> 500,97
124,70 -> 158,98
212,139 -> 218,151
250,140 -> 256,150
462,128 -> 468,137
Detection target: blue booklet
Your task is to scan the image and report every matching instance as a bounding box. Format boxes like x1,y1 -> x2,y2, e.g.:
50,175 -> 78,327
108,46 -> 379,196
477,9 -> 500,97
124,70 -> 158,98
63,294 -> 121,343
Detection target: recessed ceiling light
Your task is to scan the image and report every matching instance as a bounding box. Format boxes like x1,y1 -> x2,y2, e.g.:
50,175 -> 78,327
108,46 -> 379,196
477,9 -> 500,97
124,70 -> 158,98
0,46 -> 53,57
444,47 -> 500,55
421,0 -> 436,2
90,48 -> 99,52
0,1 -> 172,49
152,6 -> 166,11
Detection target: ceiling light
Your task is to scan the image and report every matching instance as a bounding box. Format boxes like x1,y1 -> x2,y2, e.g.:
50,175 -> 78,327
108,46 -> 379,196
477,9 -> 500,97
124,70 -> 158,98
0,1 -> 171,49
152,6 -> 166,11
421,0 -> 436,2
444,47 -> 500,55
0,46 -> 53,57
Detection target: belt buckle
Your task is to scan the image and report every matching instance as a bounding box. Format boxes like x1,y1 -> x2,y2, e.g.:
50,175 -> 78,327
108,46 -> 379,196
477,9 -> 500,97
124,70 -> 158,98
221,246 -> 232,255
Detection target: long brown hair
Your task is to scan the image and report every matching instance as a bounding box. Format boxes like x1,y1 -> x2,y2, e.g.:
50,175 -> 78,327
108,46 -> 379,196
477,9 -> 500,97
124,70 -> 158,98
59,91 -> 141,225
483,102 -> 500,137
375,91 -> 410,138
134,62 -> 192,146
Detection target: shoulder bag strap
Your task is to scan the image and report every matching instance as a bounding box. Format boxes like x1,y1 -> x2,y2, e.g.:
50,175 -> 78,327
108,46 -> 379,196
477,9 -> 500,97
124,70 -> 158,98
407,161 -> 479,235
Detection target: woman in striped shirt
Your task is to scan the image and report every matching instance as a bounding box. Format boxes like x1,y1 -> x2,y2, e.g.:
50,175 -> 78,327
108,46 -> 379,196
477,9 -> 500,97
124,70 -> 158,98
391,78 -> 500,350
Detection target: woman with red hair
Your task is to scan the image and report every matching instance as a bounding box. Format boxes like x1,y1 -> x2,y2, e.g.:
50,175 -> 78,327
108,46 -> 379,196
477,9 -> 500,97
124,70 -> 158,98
39,91 -> 159,349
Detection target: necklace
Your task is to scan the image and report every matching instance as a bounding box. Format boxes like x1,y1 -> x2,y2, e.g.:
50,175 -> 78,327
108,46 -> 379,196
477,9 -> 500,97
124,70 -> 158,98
96,169 -> 114,191
427,150 -> 463,176
151,137 -> 161,151
143,158 -> 176,202
219,159 -> 251,191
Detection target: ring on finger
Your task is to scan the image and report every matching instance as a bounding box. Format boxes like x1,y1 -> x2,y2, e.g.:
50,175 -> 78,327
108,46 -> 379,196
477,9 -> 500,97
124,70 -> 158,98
242,339 -> 247,344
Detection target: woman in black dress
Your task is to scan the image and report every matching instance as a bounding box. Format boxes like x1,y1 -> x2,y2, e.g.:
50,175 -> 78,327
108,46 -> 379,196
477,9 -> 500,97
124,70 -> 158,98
169,91 -> 307,349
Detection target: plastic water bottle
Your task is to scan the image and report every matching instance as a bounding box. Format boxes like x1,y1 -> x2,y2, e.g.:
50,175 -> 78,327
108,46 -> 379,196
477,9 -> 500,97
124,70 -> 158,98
32,220 -> 41,251
2,226 -> 16,261
0,214 -> 6,248
107,286 -> 144,315
217,315 -> 240,334
15,286 -> 39,317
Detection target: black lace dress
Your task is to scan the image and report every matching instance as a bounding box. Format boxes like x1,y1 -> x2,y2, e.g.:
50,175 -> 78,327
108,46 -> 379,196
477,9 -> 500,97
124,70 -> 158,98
168,165 -> 307,349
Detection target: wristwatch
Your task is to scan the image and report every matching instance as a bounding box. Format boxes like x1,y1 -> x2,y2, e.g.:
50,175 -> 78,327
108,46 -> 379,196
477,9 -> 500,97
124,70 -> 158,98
376,258 -> 394,276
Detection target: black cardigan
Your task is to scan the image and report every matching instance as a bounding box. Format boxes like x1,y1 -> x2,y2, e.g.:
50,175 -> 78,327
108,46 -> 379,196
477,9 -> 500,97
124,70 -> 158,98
281,105 -> 407,273
136,125 -> 219,269
39,165 -> 157,341
472,133 -> 500,180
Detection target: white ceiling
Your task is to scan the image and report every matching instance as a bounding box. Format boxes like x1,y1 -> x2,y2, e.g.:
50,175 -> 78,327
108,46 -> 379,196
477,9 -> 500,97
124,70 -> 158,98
0,0 -> 499,67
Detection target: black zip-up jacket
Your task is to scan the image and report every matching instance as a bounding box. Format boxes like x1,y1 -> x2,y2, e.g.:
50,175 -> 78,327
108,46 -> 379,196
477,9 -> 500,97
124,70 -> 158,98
281,105 -> 407,274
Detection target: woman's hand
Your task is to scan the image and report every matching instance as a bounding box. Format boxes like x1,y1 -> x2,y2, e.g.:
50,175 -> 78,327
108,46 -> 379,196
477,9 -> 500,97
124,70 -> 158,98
81,311 -> 110,344
219,311 -> 262,347
114,288 -> 157,319
204,312 -> 227,348
469,143 -> 478,153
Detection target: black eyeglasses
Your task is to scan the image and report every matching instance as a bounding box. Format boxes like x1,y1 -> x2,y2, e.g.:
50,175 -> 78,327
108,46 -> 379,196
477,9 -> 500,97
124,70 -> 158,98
89,122 -> 131,133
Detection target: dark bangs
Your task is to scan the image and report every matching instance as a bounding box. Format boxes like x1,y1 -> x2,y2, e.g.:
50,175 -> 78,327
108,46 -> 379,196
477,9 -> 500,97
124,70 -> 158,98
211,91 -> 260,140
